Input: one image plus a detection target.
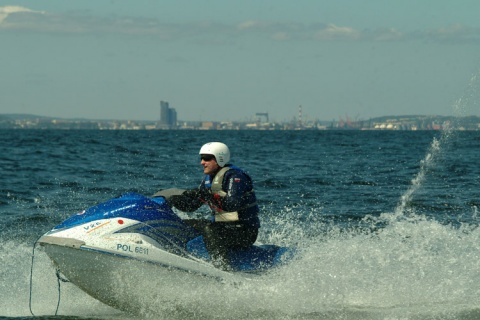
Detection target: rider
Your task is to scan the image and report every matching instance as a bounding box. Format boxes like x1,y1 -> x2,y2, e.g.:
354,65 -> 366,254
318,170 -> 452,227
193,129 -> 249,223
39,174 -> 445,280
167,142 -> 260,269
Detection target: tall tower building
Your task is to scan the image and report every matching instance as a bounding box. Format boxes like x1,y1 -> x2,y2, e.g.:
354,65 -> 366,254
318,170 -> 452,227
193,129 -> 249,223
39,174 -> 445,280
159,101 -> 177,129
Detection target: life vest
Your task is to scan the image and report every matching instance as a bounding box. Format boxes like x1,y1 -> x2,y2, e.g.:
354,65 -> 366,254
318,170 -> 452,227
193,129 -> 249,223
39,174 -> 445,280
207,166 -> 257,222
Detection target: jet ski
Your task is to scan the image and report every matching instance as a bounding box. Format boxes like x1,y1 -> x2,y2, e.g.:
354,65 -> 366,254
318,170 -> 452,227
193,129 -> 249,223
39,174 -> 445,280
37,192 -> 294,311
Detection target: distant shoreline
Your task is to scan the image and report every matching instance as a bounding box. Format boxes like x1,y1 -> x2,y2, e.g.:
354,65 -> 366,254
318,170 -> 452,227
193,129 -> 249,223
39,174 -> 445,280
1,113 -> 480,131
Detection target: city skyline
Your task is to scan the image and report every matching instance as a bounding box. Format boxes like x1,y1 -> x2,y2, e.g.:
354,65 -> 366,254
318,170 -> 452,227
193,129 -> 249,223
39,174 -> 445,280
3,107 -> 478,124
3,112 -> 480,131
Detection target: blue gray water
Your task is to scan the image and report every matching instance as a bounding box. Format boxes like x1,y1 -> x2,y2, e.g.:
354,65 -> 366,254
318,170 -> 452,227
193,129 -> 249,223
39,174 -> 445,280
1,128 -> 480,319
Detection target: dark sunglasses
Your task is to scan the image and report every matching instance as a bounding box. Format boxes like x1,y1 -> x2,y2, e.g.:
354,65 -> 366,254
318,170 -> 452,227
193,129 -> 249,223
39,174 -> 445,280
200,154 -> 216,161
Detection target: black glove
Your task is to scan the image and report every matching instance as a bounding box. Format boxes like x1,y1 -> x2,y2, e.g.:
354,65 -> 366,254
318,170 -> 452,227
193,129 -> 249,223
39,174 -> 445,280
168,190 -> 203,212
182,189 -> 200,199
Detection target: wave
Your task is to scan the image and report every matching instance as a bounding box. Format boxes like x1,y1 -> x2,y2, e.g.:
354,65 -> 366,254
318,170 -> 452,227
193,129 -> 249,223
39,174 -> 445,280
3,209 -> 480,319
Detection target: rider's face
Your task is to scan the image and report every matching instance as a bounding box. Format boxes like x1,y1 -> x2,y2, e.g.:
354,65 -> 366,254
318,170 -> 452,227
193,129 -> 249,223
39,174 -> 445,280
200,154 -> 220,175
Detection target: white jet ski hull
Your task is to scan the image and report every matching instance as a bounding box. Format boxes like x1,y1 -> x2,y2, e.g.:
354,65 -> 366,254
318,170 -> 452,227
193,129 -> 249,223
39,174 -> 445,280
37,193 -> 294,312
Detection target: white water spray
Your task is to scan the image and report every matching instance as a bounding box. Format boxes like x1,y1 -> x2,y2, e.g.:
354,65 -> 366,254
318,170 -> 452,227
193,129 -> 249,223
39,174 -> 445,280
395,71 -> 480,216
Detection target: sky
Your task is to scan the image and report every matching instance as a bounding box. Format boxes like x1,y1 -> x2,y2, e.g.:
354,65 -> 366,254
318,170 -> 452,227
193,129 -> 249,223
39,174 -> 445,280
1,1 -> 480,122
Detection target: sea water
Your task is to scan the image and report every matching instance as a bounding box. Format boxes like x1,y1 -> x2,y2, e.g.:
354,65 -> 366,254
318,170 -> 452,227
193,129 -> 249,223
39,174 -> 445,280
1,122 -> 480,319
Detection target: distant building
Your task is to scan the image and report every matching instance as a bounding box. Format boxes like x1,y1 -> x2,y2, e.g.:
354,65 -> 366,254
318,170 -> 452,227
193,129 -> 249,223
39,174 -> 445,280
158,101 -> 177,129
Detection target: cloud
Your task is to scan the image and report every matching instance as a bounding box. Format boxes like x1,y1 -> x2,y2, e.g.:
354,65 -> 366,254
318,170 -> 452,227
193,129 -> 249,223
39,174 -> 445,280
237,20 -> 260,30
312,24 -> 361,40
1,5 -> 479,45
0,5 -> 44,24
422,24 -> 480,44
368,28 -> 404,41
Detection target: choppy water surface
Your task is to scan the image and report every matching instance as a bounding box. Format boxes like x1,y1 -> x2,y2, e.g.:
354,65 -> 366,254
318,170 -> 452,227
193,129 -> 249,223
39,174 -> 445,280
1,129 -> 480,319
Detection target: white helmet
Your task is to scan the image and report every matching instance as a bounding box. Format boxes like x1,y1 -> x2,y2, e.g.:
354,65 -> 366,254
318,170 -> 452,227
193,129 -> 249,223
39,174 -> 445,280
199,142 -> 230,167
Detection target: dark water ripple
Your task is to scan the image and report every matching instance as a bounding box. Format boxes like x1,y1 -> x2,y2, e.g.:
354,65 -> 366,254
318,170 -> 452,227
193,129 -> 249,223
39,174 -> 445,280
1,129 -> 480,241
